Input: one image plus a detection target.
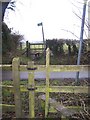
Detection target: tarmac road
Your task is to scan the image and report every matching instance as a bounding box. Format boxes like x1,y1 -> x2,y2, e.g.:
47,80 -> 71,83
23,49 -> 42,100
2,71 -> 89,80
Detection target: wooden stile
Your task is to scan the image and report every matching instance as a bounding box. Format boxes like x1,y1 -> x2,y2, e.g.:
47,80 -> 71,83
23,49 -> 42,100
2,47 -> 89,119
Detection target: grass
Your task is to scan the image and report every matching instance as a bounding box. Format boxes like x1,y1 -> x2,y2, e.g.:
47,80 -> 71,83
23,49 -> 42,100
20,56 -> 32,64
19,53 -> 77,65
2,79 -> 28,86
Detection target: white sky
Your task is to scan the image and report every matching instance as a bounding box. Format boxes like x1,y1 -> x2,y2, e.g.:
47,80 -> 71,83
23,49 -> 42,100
4,0 -> 89,43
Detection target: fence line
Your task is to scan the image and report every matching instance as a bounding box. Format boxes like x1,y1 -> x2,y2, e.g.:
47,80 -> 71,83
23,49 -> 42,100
2,64 -> 88,72
1,47 -> 89,118
1,85 -> 88,93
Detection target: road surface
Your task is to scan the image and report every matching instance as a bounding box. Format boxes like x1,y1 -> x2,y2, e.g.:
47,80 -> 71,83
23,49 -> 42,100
2,71 -> 89,80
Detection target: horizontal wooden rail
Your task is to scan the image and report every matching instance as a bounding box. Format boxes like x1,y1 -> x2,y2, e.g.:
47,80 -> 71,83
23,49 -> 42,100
50,65 -> 89,72
2,85 -> 88,93
30,48 -> 44,50
30,43 -> 44,45
1,64 -> 89,71
0,104 -> 15,112
1,65 -> 12,70
1,104 -> 84,113
20,65 -> 46,71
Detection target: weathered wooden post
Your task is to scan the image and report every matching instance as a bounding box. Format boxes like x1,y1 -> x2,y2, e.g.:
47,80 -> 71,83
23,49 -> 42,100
27,61 -> 37,118
20,42 -> 22,51
26,41 -> 29,57
12,57 -> 22,118
45,48 -> 50,117
0,2 -> 2,116
28,43 -> 31,55
28,43 -> 30,50
67,44 -> 71,65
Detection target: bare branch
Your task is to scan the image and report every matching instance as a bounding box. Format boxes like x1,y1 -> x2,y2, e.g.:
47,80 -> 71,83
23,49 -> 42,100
61,28 -> 79,39
72,10 -> 90,29
61,29 -> 88,46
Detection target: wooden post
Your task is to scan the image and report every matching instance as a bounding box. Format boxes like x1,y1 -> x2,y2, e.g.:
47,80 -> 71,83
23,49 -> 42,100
88,1 -> 90,39
67,44 -> 71,65
0,1 -> 2,116
28,61 -> 35,118
28,43 -> 30,54
45,48 -> 50,117
26,41 -> 29,57
28,43 -> 30,50
12,57 -> 22,118
20,42 -> 22,51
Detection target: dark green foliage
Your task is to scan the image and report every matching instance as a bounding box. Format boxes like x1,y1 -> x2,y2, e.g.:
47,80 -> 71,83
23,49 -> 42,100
58,41 -> 64,54
82,40 -> 87,53
72,43 -> 78,55
46,39 -> 79,57
2,22 -> 23,63
2,22 -> 12,54
68,44 -> 72,55
46,39 -> 64,56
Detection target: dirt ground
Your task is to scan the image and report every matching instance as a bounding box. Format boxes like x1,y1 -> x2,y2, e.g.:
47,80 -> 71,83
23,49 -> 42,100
2,78 -> 90,119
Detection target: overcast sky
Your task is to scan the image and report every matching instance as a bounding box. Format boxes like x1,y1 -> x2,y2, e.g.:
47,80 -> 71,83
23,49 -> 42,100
4,0 -> 89,43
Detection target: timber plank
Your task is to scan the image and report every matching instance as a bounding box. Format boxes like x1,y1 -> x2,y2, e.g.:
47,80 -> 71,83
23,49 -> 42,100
2,85 -> 88,93
38,94 -> 77,117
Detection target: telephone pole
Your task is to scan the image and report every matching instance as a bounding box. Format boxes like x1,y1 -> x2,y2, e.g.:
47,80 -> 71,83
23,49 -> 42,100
76,0 -> 88,85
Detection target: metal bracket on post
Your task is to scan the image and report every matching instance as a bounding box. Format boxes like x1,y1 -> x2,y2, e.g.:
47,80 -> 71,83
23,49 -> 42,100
27,85 -> 37,91
27,67 -> 37,70
27,61 -> 37,70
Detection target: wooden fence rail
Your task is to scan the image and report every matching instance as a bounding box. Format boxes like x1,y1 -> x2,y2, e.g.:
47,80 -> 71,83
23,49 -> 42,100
1,85 -> 88,93
1,64 -> 88,72
1,48 -> 89,119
